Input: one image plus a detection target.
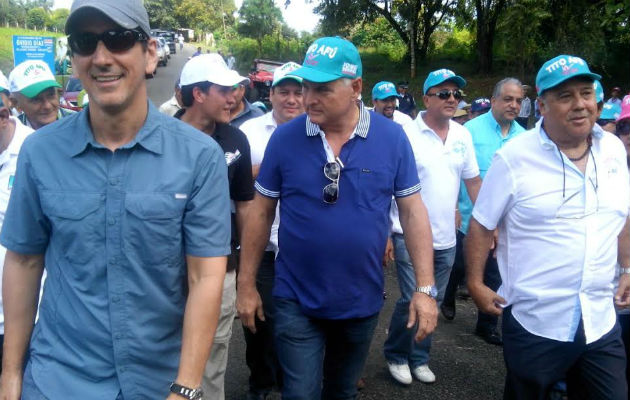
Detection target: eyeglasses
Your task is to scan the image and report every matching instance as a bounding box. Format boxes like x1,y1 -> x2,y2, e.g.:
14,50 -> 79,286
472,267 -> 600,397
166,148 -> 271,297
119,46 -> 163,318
323,161 -> 341,204
426,89 -> 463,101
68,29 -> 148,56
555,146 -> 599,219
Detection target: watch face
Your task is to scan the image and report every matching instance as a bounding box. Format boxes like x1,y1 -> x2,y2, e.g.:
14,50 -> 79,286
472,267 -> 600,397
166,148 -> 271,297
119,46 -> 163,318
430,286 -> 438,298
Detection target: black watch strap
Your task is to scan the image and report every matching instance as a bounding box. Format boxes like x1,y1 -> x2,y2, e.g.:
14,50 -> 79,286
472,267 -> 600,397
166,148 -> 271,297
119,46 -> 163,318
170,382 -> 203,399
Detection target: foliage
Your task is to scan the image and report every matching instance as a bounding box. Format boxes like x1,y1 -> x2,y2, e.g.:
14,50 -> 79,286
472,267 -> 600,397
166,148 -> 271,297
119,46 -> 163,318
47,8 -> 69,31
430,26 -> 474,61
349,17 -> 406,62
174,0 -> 236,33
26,7 -> 48,30
237,0 -> 284,51
145,0 -> 179,29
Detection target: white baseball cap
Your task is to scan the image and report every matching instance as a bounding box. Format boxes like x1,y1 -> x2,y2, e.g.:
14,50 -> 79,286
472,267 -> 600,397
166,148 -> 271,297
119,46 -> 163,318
272,62 -> 302,87
180,53 -> 249,88
0,70 -> 9,92
9,60 -> 61,98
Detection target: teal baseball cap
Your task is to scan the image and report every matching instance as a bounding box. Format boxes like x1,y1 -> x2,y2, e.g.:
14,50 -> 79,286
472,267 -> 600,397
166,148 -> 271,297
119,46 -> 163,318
600,103 -> 621,121
372,81 -> 401,100
423,69 -> 466,94
594,80 -> 604,103
535,55 -> 601,96
292,36 -> 362,83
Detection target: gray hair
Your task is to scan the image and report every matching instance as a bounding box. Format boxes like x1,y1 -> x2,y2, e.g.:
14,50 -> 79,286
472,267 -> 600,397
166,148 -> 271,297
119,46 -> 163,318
492,78 -> 522,99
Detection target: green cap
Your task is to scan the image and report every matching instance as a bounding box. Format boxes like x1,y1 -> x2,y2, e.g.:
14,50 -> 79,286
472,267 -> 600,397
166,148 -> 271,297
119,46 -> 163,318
292,36 -> 362,83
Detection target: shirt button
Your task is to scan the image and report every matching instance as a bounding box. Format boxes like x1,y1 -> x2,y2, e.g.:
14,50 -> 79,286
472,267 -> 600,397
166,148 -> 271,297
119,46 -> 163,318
115,333 -> 122,340
112,296 -> 120,303
119,366 -> 126,373
109,178 -> 119,186
108,218 -> 116,226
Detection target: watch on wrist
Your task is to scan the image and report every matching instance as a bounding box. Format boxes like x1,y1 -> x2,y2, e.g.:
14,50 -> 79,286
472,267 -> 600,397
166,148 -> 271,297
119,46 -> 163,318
620,267 -> 630,275
415,285 -> 438,299
170,382 -> 203,400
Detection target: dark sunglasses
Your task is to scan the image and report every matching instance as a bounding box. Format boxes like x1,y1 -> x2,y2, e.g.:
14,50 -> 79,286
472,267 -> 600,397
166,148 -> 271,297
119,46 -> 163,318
323,161 -> 341,204
68,29 -> 148,56
427,89 -> 463,101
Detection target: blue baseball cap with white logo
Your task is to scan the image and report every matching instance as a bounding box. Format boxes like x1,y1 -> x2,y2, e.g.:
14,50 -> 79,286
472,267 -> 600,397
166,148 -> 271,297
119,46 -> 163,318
471,97 -> 491,113
372,81 -> 401,100
423,69 -> 466,94
292,36 -> 362,83
536,55 -> 601,96
600,103 -> 621,121
594,80 -> 604,103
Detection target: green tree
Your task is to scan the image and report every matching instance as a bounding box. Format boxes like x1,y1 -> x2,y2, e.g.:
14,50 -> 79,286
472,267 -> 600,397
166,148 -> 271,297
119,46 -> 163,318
175,0 -> 236,35
237,0 -> 284,53
26,7 -> 48,30
146,0 -> 178,29
47,8 -> 69,31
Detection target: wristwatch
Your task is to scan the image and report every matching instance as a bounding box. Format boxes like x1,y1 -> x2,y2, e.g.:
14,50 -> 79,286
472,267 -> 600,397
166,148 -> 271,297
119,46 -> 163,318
620,267 -> 630,275
415,285 -> 438,299
170,382 -> 203,400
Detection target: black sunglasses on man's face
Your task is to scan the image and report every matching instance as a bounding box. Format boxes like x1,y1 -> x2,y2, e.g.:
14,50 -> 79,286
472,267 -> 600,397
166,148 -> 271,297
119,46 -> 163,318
68,29 -> 148,56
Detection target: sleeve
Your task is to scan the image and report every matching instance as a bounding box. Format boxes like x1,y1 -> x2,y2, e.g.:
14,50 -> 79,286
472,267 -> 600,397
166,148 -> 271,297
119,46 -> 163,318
0,144 -> 50,254
471,153 -> 516,230
254,129 -> 283,198
461,128 -> 480,180
183,143 -> 232,257
393,127 -> 421,198
230,130 -> 255,202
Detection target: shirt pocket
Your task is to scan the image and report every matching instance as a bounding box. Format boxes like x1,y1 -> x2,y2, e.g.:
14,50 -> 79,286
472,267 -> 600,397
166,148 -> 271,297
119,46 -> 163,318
356,168 -> 392,212
40,192 -> 104,265
123,193 -> 187,265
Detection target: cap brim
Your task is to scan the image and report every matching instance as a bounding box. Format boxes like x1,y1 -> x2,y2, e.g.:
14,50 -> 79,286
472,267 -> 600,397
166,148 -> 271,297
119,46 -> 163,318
65,4 -> 142,34
20,80 -> 62,98
540,72 -> 603,95
617,111 -> 630,123
272,75 -> 303,87
291,66 -> 341,83
373,93 -> 402,100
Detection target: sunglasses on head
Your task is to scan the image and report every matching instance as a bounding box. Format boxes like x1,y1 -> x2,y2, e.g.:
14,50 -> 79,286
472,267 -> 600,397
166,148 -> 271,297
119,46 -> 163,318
68,29 -> 148,56
426,89 -> 463,101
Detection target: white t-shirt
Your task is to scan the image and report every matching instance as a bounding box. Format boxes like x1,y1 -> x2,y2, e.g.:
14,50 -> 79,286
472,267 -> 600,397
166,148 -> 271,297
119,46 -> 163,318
0,117 -> 33,334
473,122 -> 629,343
393,110 -> 413,126
390,112 -> 479,249
240,112 -> 280,253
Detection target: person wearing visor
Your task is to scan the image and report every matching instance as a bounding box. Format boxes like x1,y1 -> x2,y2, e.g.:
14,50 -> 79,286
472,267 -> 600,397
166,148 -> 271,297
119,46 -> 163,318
176,53 -> 254,400
237,36 -> 435,400
372,81 -> 412,125
0,1 -> 232,399
466,55 -> 630,399
385,68 -> 481,385
8,60 -> 74,130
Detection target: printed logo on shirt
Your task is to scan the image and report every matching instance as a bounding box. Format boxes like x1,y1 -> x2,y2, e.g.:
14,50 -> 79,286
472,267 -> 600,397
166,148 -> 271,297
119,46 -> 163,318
225,149 -> 242,166
175,193 -> 187,199
7,175 -> 14,190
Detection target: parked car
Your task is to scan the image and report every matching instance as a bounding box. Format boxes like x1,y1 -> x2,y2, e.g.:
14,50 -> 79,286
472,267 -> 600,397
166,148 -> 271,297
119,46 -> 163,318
156,40 -> 168,67
158,37 -> 170,59
60,77 -> 83,111
247,59 -> 284,104
151,29 -> 177,54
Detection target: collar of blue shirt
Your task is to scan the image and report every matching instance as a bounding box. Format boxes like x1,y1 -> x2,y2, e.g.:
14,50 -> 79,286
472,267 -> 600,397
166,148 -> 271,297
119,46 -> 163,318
305,101 -> 371,139
70,102 -> 163,157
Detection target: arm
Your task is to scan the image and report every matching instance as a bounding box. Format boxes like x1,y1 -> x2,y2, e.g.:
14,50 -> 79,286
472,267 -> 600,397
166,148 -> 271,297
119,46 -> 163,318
1,251 -> 45,400
168,255 -> 226,397
615,216 -> 630,307
236,193 -> 278,333
464,175 -> 482,205
465,218 -> 506,315
251,165 -> 260,180
235,200 -> 252,239
395,193 -> 437,341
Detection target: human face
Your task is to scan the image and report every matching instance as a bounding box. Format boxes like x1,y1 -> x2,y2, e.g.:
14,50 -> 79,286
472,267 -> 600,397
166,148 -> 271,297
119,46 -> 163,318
617,120 -> 630,154
539,78 -> 598,143
198,84 -> 237,124
270,80 -> 304,124
491,83 -> 523,125
70,11 -> 157,116
373,96 -> 397,119
15,88 -> 59,129
231,84 -> 245,111
423,82 -> 460,121
302,78 -> 362,128
598,121 -> 616,134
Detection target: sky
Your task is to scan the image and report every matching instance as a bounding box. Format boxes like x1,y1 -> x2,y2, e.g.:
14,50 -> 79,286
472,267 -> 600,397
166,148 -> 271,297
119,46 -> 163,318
52,0 -> 321,33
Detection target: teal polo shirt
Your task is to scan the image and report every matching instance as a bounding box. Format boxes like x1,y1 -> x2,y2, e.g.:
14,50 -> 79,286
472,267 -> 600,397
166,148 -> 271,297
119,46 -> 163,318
0,102 -> 231,399
458,111 -> 525,234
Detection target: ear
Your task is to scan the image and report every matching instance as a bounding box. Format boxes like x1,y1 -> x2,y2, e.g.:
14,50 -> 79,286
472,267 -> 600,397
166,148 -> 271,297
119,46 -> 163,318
192,86 -> 206,104
351,78 -> 362,100
144,38 -> 159,76
537,97 -> 546,116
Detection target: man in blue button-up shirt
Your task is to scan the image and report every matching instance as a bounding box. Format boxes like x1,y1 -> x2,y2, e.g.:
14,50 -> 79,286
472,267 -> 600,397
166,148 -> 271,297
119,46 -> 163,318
0,1 -> 231,399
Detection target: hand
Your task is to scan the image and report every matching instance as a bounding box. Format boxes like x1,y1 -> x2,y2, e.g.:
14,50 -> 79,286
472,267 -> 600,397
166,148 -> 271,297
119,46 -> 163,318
468,282 -> 506,316
407,292 -> 438,342
383,237 -> 394,267
236,283 -> 264,334
0,370 -> 23,400
455,209 -> 462,230
615,273 -> 630,308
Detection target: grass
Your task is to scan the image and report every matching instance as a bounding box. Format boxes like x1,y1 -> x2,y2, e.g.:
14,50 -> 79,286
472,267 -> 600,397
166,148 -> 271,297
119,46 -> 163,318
0,27 -> 64,73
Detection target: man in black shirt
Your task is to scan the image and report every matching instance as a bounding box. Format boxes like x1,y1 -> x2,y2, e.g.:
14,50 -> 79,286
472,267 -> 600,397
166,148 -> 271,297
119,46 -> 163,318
176,53 -> 254,400
397,81 -> 417,118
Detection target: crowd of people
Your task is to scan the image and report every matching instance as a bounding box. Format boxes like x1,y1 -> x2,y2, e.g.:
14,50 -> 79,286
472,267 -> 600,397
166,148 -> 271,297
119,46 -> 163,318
0,1 -> 629,400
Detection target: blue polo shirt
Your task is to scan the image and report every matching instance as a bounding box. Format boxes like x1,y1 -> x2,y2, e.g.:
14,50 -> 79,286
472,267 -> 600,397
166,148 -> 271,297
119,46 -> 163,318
255,104 -> 421,319
0,103 -> 231,399
458,111 -> 525,234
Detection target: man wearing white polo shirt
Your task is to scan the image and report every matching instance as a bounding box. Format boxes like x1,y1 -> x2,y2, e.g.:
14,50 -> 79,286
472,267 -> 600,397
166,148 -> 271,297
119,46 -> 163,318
238,61 -> 304,400
385,69 -> 481,385
467,55 -> 630,399
0,88 -> 33,374
371,81 -> 413,126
